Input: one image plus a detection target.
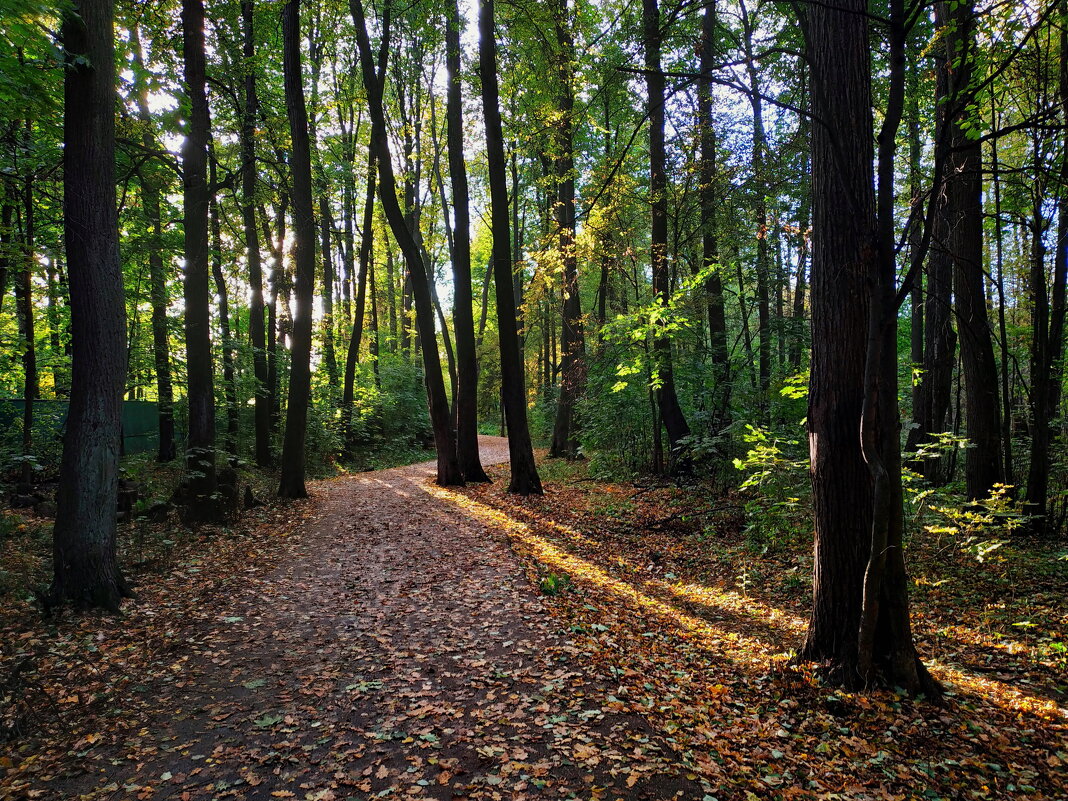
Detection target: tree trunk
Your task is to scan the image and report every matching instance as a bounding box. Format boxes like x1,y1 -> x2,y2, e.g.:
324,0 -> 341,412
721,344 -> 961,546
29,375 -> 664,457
241,0 -> 270,468
941,0 -> 1002,499
742,0 -> 771,416
48,0 -> 132,611
479,0 -> 542,494
549,0 -> 586,460
15,178 -> 38,486
350,0 -> 464,486
180,0 -> 219,519
342,151 -> 375,449
209,153 -> 239,459
278,0 -> 318,499
446,0 -> 490,482
131,24 -> 176,462
642,0 -> 690,464
1025,18 -> 1068,524
700,0 -> 730,430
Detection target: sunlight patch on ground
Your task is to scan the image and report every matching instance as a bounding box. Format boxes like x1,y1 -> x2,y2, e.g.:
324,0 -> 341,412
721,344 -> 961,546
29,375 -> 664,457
424,484 -> 789,670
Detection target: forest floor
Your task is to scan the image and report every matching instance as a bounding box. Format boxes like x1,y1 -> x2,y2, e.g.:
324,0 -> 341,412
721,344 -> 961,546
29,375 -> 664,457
1,437 -> 1067,801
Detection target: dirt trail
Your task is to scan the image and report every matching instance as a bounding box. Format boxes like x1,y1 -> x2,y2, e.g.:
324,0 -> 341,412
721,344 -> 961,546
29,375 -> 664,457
57,437 -> 700,801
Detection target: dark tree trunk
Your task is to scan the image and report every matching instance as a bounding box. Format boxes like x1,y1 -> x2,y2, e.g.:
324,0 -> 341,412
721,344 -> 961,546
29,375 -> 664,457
549,0 -> 586,460
180,0 -> 219,519
800,0 -> 935,694
209,154 -> 239,458
446,0 -> 489,482
350,0 -> 464,486
1025,19 -> 1068,524
320,194 -> 339,386
742,0 -> 771,415
241,0 -> 270,468
48,0 -> 132,611
642,0 -> 690,464
342,151 -> 375,449
278,0 -> 317,499
131,24 -> 175,462
15,178 -> 38,486
700,0 -> 730,429
941,0 -> 1002,499
266,193 -> 288,439
479,0 -> 542,494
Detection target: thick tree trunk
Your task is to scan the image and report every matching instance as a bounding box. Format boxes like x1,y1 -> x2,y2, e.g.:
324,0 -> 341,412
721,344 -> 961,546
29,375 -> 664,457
48,0 -> 132,611
642,0 -> 690,465
278,0 -> 317,499
479,0 -> 542,494
241,0 -> 270,468
180,0 -> 219,519
350,0 -> 464,486
446,0 -> 490,482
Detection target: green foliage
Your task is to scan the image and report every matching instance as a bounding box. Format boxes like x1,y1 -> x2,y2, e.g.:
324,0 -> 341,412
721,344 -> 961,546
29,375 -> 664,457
732,425 -> 809,552
539,571 -> 572,596
920,484 -> 1028,563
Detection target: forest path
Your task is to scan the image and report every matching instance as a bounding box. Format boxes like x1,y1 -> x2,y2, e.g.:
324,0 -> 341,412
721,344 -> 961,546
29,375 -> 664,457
60,436 -> 701,801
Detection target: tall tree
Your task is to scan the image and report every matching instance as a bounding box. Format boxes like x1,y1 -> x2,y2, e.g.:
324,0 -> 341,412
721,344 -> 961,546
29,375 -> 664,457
642,0 -> 690,466
941,0 -> 1002,499
549,0 -> 586,460
277,0 -> 317,498
480,0 -> 543,494
799,0 -> 935,693
446,0 -> 490,482
240,0 -> 271,468
180,0 -> 219,518
130,23 -> 176,463
47,0 -> 131,610
350,0 -> 464,486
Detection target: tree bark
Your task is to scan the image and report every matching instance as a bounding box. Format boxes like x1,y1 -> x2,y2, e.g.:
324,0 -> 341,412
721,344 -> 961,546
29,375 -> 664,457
180,0 -> 219,519
549,0 -> 587,460
277,0 -> 317,498
48,0 -> 132,611
446,0 -> 490,482
240,0 -> 271,468
350,0 -> 464,486
479,0 -> 543,494
941,0 -> 1002,499
642,0 -> 690,466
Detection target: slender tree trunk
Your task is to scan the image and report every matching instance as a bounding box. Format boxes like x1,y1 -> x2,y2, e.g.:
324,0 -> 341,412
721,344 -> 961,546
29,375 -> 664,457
1025,19 -> 1068,523
180,0 -> 219,519
342,152 -> 375,448
446,0 -> 490,481
241,0 -> 270,467
642,0 -> 690,464
131,24 -> 175,462
549,0 -> 586,459
278,0 -> 317,498
48,0 -> 132,611
700,0 -> 730,429
209,154 -> 239,458
742,0 -> 771,415
479,0 -> 542,494
941,0 -> 1002,499
320,194 -> 339,386
350,0 -> 464,486
15,179 -> 38,486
